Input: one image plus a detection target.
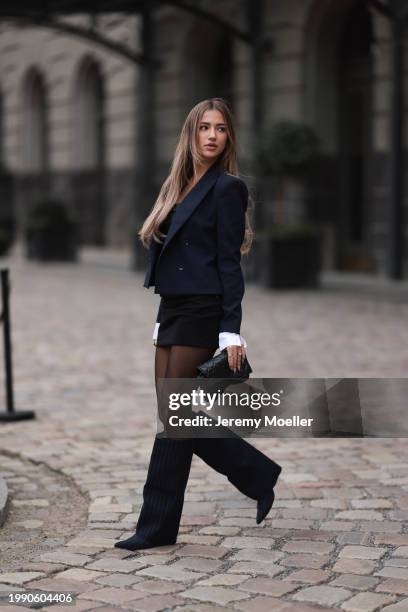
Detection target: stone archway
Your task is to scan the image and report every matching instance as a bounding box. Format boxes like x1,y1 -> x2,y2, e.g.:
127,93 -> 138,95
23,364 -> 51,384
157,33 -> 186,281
304,0 -> 375,273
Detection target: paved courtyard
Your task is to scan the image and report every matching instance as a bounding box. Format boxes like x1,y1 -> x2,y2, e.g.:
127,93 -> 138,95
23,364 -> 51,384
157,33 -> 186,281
0,249 -> 408,611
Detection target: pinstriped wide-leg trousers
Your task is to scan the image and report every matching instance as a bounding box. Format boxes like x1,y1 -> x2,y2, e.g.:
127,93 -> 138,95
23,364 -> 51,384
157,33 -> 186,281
134,434 -> 282,546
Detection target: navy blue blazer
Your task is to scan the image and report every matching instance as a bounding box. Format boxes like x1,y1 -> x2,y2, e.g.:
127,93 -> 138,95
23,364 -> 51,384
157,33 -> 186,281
143,160 -> 248,334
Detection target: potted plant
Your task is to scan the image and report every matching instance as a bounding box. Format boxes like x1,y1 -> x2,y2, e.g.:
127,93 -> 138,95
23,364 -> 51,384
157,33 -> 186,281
256,120 -> 322,288
25,200 -> 78,262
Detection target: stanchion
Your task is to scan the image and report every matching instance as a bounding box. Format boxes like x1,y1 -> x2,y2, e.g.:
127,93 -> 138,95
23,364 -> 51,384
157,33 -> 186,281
0,268 -> 35,422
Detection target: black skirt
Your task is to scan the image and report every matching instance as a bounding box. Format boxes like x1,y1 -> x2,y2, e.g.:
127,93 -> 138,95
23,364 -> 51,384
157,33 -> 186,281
156,294 -> 223,348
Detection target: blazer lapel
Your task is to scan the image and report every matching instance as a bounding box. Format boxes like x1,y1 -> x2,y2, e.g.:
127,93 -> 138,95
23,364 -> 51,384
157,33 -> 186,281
157,160 -> 223,263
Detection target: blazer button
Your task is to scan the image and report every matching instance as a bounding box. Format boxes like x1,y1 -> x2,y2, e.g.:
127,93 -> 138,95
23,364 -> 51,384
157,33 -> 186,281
185,240 -> 189,246
178,265 -> 184,271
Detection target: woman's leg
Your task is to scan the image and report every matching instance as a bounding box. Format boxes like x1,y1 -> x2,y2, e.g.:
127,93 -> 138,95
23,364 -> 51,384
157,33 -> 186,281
163,349 -> 282,507
115,344 -> 215,550
193,435 -> 281,501
115,344 -> 282,550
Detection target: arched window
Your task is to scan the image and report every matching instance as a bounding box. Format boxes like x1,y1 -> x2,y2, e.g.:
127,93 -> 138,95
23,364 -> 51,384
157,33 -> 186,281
304,0 -> 375,273
22,68 -> 48,172
74,57 -> 105,169
182,22 -> 233,114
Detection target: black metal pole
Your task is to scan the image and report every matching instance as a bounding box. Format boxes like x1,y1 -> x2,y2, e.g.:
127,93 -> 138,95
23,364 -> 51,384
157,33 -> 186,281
244,0 -> 265,283
140,1 -> 156,216
2,269 -> 14,413
0,268 -> 35,422
132,1 -> 157,271
248,0 -> 264,227
389,14 -> 404,279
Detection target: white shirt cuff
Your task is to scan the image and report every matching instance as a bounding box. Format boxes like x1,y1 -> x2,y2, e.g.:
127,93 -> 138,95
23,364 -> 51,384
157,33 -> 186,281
153,326 -> 247,350
219,332 -> 247,351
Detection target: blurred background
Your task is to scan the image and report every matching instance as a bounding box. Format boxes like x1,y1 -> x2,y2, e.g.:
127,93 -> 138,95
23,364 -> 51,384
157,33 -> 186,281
0,0 -> 407,289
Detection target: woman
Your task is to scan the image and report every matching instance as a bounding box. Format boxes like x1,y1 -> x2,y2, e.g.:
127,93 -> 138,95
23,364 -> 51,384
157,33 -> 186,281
114,98 -> 282,551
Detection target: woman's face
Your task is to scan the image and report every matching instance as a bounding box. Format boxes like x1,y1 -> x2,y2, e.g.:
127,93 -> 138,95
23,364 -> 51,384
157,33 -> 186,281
196,109 -> 228,162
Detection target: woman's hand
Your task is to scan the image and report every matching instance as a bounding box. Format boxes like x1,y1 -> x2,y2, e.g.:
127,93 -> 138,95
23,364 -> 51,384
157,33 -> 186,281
226,343 -> 246,373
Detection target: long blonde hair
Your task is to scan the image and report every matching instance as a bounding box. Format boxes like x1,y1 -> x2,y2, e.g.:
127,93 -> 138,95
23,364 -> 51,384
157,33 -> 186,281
138,98 -> 253,255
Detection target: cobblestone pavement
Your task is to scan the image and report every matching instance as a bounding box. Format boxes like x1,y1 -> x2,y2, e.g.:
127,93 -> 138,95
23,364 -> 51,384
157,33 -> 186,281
0,253 -> 408,611
0,451 -> 88,569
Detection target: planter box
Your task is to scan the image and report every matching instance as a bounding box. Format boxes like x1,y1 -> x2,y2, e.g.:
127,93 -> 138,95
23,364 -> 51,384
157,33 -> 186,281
131,233 -> 149,272
25,201 -> 79,262
0,218 -> 15,257
259,232 -> 322,289
26,228 -> 78,262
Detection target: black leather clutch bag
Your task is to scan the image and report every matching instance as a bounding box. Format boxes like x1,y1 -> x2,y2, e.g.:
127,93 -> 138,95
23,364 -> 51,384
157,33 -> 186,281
197,349 -> 252,380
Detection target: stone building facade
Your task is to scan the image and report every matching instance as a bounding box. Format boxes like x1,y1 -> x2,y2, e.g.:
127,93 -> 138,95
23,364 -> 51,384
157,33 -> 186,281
0,1 -> 406,277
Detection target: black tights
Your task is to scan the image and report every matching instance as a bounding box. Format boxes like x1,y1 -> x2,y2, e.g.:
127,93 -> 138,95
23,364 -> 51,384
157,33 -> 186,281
155,344 -> 215,385
155,345 -> 215,430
